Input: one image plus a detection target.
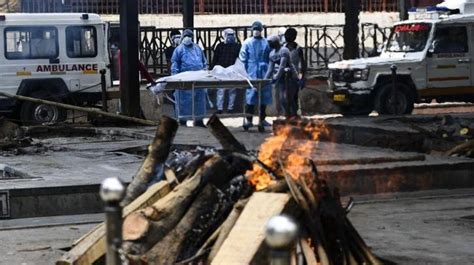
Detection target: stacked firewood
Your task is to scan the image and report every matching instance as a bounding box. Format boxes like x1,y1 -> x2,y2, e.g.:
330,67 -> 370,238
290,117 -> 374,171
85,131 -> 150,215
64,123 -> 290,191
110,115 -> 383,265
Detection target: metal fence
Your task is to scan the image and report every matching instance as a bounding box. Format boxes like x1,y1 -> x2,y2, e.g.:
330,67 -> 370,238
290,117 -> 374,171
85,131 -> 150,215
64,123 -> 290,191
19,0 -> 402,14
137,24 -> 392,77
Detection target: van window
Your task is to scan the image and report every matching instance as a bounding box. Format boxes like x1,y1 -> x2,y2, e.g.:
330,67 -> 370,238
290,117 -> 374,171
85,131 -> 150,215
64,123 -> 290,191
5,27 -> 58,59
432,26 -> 468,54
66,26 -> 97,58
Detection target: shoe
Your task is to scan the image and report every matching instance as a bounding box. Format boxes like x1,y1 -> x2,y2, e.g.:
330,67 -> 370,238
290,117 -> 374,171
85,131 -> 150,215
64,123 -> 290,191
228,109 -> 235,114
179,120 -> 187,126
261,120 -> 272,127
243,121 -> 254,131
194,120 -> 206,128
216,110 -> 223,115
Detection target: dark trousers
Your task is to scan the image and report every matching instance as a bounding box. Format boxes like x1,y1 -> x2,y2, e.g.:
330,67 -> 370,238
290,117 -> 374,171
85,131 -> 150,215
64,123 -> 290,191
277,75 -> 299,117
245,104 -> 267,124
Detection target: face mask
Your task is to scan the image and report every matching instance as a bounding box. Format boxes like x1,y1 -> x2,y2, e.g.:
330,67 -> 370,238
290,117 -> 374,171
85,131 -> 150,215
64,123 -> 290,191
226,35 -> 236,44
172,36 -> 181,46
182,36 -> 193,46
253,30 -> 262,38
279,35 -> 286,44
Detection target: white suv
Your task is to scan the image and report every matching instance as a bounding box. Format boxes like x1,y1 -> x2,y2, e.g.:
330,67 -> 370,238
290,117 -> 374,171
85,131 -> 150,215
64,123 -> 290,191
328,6 -> 474,115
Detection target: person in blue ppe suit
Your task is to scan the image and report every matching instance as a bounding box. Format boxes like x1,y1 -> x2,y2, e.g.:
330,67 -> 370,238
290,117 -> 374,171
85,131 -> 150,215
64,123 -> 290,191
171,29 -> 208,127
239,21 -> 272,130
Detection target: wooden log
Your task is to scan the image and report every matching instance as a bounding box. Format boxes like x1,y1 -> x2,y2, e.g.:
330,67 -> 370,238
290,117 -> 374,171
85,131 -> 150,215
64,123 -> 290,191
207,114 -> 246,152
56,181 -> 171,265
211,193 -> 291,265
0,91 -> 159,126
445,139 -> 474,157
300,238 -> 318,265
207,199 -> 249,263
142,185 -> 220,264
122,116 -> 178,206
122,155 -> 234,256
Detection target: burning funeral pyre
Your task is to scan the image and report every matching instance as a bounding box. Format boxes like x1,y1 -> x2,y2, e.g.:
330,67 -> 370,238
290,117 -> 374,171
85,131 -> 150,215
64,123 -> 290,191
58,115 -> 382,265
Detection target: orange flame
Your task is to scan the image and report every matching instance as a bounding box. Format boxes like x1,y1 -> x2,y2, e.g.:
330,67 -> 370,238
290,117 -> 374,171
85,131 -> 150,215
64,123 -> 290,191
247,122 -> 328,190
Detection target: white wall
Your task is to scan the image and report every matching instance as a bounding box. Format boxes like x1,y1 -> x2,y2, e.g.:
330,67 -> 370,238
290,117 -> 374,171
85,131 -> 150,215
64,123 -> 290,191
102,12 -> 399,28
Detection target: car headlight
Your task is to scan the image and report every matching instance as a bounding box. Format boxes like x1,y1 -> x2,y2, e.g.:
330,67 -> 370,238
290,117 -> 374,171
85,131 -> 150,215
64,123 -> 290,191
353,68 -> 370,81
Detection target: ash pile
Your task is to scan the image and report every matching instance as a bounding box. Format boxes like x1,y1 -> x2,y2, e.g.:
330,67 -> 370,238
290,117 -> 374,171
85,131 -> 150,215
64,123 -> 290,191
58,115 -> 383,265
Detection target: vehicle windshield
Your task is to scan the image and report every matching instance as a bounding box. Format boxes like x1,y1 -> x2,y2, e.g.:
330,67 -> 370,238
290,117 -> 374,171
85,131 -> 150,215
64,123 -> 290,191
386,23 -> 431,52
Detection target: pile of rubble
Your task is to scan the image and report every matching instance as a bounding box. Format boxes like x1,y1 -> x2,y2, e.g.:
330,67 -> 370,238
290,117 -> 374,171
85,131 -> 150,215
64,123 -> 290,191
58,115 -> 381,265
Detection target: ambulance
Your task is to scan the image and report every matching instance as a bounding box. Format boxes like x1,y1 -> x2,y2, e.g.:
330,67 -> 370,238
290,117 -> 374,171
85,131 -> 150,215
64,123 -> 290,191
328,1 -> 474,115
0,13 -> 110,123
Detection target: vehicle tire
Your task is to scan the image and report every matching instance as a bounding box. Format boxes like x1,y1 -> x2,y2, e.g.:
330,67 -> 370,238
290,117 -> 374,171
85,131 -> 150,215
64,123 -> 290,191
339,105 -> 373,116
374,83 -> 414,115
19,93 -> 67,124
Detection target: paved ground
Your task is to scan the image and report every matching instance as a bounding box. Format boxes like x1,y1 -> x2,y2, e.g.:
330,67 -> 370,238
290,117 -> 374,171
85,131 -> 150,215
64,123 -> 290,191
1,189 -> 473,265
350,190 -> 474,264
1,114 -> 473,264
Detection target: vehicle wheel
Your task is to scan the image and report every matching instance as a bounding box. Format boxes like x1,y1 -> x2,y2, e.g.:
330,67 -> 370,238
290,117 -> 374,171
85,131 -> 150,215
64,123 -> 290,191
339,106 -> 373,116
20,94 -> 67,124
374,83 -> 414,115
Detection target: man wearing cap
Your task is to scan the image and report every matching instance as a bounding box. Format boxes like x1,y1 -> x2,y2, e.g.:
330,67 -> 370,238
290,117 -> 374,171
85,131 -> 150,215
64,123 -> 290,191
212,28 -> 242,114
171,29 -> 208,127
239,21 -> 272,130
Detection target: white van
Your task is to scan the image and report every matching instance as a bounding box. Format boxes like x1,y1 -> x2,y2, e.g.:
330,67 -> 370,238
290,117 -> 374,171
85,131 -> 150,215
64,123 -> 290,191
0,13 -> 110,123
328,5 -> 474,115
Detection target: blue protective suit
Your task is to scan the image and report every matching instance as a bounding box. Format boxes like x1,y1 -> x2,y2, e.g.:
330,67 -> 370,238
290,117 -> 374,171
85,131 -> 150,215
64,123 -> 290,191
239,37 -> 273,106
171,43 -> 208,120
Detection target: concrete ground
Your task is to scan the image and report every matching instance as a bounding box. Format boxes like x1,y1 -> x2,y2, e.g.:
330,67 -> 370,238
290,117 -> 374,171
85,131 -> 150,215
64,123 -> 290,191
1,112 -> 473,264
1,189 -> 473,265
350,190 -> 474,265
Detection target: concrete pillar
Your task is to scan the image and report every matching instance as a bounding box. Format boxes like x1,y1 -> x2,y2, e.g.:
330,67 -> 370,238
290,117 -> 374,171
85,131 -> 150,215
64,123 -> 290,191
119,0 -> 140,118
183,0 -> 194,28
400,0 -> 409,21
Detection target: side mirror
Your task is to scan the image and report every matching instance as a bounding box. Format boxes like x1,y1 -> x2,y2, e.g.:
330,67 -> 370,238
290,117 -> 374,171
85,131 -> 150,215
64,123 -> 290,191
428,40 -> 437,54
49,57 -> 60,64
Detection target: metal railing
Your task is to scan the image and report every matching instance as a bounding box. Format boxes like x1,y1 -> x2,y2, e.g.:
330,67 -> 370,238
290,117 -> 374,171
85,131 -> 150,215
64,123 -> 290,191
18,0 -> 404,14
137,24 -> 392,77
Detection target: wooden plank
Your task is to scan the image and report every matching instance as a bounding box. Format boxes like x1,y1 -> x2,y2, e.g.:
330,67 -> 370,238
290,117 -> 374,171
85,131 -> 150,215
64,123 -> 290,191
211,192 -> 291,265
56,181 -> 171,265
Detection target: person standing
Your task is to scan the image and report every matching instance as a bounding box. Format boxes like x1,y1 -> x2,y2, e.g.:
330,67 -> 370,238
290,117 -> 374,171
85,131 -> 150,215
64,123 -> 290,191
212,28 -> 241,114
171,29 -> 208,127
265,35 -> 299,118
284,28 -> 307,115
239,21 -> 272,130
165,29 -> 182,72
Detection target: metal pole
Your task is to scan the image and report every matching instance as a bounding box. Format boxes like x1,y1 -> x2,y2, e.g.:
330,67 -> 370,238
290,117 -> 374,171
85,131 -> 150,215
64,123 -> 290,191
183,0 -> 194,28
100,69 -> 108,112
100,178 -> 125,265
119,0 -> 140,118
265,215 -> 298,265
192,83 -> 195,123
258,82 -> 264,133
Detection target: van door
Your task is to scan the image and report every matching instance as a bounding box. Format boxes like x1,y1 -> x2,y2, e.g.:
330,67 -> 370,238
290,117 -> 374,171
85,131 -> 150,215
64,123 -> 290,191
63,25 -> 106,92
426,25 -> 471,91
